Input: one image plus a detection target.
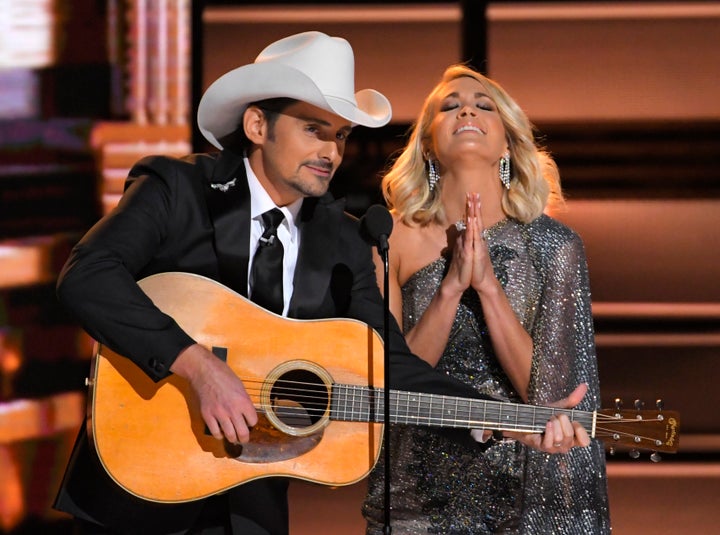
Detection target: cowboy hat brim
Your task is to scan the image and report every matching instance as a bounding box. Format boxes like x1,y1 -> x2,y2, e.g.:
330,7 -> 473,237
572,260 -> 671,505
198,62 -> 392,149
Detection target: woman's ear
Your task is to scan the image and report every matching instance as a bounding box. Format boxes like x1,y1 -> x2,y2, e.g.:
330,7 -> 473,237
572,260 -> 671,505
243,105 -> 267,145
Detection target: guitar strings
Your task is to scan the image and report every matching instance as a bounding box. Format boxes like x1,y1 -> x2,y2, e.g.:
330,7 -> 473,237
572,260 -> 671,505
233,378 -> 570,431
229,377 -> 669,448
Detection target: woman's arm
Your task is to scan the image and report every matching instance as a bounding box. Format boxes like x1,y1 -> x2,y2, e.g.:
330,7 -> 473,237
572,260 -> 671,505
468,194 -> 532,400
372,220 -> 465,367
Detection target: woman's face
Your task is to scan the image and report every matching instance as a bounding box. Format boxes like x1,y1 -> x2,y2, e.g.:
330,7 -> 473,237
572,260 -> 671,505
428,76 -> 507,168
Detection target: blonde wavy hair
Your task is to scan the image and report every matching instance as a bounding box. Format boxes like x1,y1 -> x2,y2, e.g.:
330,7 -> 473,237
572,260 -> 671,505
383,64 -> 564,226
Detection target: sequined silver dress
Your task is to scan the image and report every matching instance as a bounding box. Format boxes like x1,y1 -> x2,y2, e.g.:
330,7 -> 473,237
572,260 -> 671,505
362,215 -> 611,534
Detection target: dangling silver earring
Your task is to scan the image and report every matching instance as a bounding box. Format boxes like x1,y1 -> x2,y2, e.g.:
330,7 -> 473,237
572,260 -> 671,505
427,158 -> 440,192
499,153 -> 511,189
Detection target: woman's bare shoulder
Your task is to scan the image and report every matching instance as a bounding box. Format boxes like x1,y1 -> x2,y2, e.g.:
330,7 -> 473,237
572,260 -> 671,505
390,217 -> 447,284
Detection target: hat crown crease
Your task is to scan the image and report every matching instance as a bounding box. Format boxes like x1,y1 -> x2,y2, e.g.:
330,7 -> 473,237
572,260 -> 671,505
257,33 -> 357,105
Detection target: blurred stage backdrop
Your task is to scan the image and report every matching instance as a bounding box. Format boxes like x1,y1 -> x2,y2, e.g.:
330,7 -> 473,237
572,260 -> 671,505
1,1 -> 719,533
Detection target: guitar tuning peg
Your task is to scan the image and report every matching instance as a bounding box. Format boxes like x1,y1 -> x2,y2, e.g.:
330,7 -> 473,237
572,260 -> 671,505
629,449 -> 640,460
650,452 -> 662,463
656,399 -> 664,411
634,399 -> 644,410
614,398 -> 623,411
609,446 -> 616,456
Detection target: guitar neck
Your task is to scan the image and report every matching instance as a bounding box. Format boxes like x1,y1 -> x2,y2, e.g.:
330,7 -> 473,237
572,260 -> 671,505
331,385 -> 595,435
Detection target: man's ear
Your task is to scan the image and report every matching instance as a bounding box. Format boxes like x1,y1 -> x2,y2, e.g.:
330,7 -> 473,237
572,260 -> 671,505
243,105 -> 267,144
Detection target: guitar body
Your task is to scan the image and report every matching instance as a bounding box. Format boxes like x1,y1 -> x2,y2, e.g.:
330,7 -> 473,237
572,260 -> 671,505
89,272 -> 385,503
88,272 -> 681,504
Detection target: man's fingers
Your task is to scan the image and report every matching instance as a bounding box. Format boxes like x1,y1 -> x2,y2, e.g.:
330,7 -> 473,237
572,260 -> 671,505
243,405 -> 259,428
204,417 -> 224,441
219,418 -> 240,444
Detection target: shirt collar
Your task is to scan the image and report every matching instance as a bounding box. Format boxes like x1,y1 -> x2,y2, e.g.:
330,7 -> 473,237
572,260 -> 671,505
244,156 -> 303,228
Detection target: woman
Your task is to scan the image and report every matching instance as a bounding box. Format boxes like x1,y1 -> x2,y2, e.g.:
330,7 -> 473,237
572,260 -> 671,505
362,65 -> 610,534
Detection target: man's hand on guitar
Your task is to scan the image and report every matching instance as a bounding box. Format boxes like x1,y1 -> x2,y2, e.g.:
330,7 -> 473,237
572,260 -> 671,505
503,383 -> 591,453
170,344 -> 258,444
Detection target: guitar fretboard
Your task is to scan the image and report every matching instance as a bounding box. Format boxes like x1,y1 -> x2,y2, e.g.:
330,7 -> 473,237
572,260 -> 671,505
331,384 -> 595,434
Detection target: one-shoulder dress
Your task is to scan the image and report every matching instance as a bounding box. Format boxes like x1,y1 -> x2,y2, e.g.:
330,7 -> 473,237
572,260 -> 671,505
362,215 -> 611,534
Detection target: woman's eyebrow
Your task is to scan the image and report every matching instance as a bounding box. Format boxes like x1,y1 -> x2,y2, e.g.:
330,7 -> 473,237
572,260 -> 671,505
441,91 -> 491,100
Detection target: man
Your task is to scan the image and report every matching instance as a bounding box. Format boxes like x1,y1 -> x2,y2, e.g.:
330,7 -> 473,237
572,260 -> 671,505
54,32 -> 588,534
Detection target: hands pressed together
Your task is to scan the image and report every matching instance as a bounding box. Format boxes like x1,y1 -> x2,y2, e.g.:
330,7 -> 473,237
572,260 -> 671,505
445,192 -> 495,297
443,194 -> 592,454
169,233 -> 592,456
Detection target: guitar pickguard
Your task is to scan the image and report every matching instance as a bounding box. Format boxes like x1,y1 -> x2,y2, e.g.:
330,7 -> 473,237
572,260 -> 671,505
226,414 -> 324,463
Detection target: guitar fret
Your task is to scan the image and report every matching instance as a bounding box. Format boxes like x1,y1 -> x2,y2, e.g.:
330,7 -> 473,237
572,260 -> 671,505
398,392 -> 410,424
374,387 -> 382,423
330,385 -> 341,420
331,384 -> 344,421
396,392 -> 403,424
388,391 -> 395,424
405,391 -> 411,424
429,393 -> 438,426
413,392 -> 420,424
426,393 -> 437,426
455,397 -> 466,428
508,403 -> 517,429
402,392 -> 409,424
530,407 -> 537,428
360,385 -> 366,421
331,384 -> 598,433
364,385 -> 373,422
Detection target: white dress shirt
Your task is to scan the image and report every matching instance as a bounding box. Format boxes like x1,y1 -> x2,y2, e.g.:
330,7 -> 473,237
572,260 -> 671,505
244,157 -> 302,317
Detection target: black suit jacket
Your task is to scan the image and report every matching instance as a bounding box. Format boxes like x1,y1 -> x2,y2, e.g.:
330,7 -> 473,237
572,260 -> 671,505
54,151 -> 482,534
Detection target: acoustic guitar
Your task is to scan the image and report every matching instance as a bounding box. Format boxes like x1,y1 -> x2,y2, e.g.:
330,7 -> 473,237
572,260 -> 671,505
88,272 -> 680,503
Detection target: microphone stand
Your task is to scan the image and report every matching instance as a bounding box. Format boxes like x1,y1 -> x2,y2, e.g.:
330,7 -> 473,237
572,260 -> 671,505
378,233 -> 392,535
359,204 -> 394,534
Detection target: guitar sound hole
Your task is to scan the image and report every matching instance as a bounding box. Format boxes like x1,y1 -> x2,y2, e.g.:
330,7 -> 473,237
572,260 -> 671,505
270,369 -> 329,430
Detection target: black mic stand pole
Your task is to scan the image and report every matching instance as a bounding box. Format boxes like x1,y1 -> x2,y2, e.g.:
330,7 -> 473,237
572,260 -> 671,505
379,233 -> 392,535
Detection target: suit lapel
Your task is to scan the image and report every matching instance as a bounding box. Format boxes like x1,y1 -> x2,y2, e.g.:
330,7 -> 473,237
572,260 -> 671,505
204,151 -> 251,296
289,196 -> 348,318
203,153 -> 348,314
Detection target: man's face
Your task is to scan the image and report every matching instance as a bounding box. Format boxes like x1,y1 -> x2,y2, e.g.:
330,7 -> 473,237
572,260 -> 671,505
248,101 -> 353,205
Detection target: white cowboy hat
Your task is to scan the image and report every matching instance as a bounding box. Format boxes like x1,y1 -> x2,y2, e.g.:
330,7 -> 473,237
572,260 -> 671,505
197,31 -> 392,149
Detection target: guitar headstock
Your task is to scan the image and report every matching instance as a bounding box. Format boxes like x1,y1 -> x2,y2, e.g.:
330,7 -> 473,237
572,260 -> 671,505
596,399 -> 680,460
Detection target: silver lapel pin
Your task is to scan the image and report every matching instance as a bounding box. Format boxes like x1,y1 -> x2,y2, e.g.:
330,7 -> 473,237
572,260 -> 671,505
210,178 -> 237,192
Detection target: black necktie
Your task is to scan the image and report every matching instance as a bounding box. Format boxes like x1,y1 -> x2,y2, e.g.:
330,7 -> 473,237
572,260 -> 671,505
250,208 -> 285,314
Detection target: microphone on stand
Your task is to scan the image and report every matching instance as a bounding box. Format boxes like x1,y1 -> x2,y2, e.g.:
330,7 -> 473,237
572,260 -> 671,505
361,204 -> 392,254
360,204 -> 394,534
